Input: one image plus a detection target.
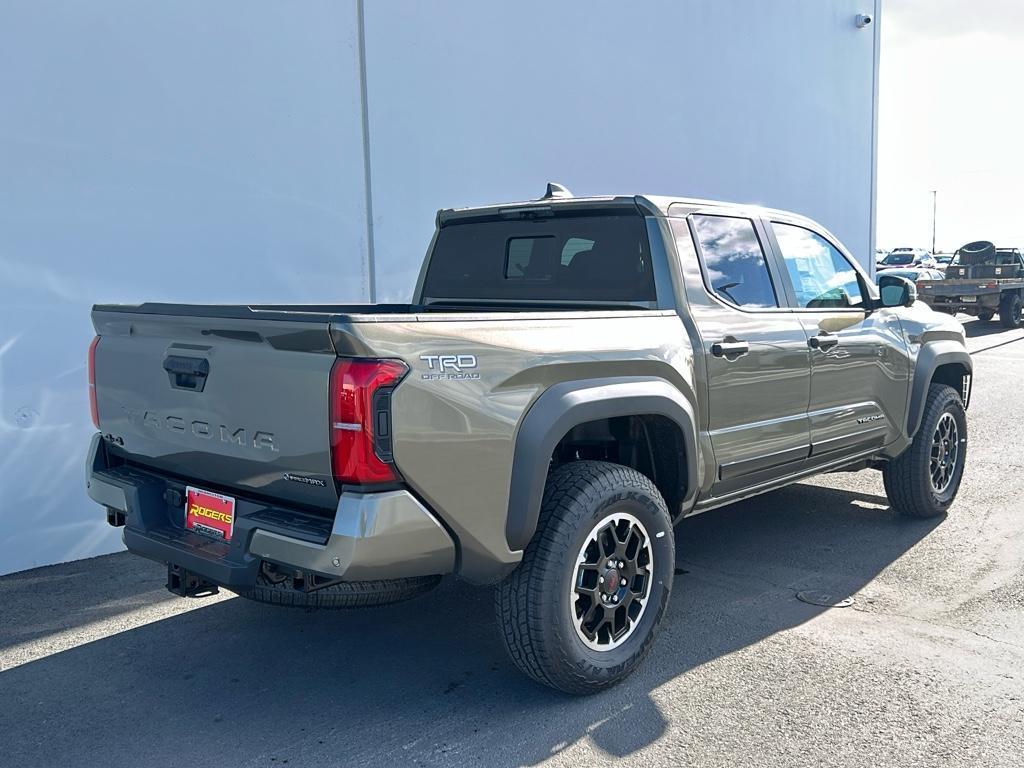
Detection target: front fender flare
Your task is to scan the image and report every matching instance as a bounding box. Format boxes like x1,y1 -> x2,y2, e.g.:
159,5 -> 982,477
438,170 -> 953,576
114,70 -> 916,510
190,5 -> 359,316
505,377 -> 698,552
907,341 -> 973,437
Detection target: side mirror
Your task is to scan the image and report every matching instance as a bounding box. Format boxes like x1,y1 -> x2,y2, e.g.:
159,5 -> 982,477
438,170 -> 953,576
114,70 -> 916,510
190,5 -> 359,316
877,274 -> 917,308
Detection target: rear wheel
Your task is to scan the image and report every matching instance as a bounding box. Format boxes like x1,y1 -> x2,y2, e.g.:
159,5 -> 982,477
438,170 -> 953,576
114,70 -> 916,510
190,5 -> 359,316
496,461 -> 675,695
883,383 -> 967,518
1000,293 -> 1022,328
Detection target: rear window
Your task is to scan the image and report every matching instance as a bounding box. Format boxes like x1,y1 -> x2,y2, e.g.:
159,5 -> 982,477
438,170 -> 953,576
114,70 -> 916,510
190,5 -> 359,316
421,214 -> 656,305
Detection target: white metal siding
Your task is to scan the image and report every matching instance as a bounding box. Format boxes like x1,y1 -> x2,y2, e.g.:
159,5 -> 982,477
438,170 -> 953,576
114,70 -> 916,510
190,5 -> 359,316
0,0 -> 878,574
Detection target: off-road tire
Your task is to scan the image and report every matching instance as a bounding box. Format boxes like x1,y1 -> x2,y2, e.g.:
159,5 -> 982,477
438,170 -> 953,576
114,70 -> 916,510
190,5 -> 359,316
1000,292 -> 1022,328
241,568 -> 440,609
883,383 -> 967,518
495,461 -> 675,695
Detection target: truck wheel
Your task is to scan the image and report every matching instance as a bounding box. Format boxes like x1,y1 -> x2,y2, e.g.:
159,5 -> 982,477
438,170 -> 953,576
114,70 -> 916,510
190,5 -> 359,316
241,565 -> 440,609
495,461 -> 675,695
1000,293 -> 1022,328
883,383 -> 967,518
977,311 -> 994,323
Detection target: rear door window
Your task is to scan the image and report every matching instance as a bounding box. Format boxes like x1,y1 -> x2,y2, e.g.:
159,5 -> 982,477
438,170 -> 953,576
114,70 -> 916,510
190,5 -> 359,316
691,215 -> 778,309
422,214 -> 656,305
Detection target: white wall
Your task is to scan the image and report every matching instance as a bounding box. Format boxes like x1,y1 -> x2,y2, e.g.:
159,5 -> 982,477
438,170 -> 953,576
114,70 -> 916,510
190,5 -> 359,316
0,1 -> 369,574
0,0 -> 878,575
364,0 -> 881,300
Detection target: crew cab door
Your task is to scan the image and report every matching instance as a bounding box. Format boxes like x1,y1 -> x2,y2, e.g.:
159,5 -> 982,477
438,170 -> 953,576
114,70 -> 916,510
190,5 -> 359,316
673,214 -> 812,498
765,220 -> 911,462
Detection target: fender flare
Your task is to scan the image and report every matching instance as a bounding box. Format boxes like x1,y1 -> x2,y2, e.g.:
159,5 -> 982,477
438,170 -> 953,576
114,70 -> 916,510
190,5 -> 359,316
505,376 -> 699,552
907,341 -> 973,437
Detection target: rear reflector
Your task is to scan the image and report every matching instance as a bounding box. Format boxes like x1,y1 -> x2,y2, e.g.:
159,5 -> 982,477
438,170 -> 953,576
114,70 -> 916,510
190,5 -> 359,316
88,336 -> 100,428
329,358 -> 408,484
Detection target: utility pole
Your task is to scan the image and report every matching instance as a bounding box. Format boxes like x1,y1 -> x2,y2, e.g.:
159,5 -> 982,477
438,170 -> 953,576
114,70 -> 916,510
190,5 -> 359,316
931,190 -> 937,254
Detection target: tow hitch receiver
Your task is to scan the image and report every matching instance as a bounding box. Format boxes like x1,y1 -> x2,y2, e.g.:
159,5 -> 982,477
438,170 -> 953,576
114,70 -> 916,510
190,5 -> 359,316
166,563 -> 220,598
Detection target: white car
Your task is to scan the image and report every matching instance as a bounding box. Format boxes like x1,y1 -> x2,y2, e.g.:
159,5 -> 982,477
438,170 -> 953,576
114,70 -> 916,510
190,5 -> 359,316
878,248 -> 938,270
874,267 -> 945,286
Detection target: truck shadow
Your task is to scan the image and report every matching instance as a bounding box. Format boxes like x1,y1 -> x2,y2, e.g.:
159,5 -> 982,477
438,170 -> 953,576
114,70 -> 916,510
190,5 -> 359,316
961,317 -> 1018,339
3,481 -> 940,768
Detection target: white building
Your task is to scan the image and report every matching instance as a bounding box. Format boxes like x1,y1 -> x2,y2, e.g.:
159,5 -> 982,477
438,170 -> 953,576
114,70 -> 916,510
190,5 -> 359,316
0,0 -> 880,575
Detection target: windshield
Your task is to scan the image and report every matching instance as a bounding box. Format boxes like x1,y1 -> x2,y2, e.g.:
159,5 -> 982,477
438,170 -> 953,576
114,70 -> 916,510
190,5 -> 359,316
882,253 -> 914,265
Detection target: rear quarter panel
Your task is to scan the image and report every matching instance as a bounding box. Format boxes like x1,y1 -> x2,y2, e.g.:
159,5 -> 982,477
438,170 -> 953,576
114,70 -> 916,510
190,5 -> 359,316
334,310 -> 696,581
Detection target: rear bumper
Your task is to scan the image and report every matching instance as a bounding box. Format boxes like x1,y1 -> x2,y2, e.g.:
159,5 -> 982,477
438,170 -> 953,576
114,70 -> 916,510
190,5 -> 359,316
86,434 -> 456,590
921,292 -> 1000,314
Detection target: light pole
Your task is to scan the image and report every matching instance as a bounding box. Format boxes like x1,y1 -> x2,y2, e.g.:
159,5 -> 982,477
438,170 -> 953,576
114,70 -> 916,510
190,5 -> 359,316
931,190 -> 937,254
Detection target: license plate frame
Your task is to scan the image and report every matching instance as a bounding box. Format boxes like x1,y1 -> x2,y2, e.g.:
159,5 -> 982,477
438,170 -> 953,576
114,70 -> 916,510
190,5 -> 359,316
960,295 -> 978,303
185,486 -> 236,542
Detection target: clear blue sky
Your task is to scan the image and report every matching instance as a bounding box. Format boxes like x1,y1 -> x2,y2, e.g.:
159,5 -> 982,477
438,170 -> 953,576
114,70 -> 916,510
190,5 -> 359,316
878,0 -> 1024,252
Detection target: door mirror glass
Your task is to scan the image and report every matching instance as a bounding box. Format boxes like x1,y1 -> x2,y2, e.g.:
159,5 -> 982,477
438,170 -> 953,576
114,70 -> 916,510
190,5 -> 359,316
877,274 -> 917,308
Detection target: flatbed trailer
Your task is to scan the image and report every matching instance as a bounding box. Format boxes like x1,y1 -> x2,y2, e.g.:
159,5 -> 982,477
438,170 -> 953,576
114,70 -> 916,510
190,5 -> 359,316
917,278 -> 1024,327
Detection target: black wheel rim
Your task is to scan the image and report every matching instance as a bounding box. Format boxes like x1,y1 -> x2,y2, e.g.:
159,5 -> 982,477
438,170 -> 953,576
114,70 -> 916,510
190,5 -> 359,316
571,512 -> 653,651
930,412 -> 960,494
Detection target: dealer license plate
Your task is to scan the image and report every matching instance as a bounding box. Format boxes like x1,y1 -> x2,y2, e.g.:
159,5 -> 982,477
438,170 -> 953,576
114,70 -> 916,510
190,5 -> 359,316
185,486 -> 236,541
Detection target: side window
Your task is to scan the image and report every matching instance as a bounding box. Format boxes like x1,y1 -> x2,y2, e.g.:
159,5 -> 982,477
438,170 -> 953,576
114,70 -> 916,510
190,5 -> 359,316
692,215 -> 778,309
771,222 -> 864,309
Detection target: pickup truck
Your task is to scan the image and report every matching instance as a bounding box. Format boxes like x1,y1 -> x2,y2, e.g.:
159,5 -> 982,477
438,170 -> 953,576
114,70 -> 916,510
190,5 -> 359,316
917,241 -> 1024,327
87,184 -> 972,694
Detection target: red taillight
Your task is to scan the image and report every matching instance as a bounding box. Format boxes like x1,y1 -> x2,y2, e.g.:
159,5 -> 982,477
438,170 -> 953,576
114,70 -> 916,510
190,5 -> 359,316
88,336 -> 100,428
329,358 -> 408,484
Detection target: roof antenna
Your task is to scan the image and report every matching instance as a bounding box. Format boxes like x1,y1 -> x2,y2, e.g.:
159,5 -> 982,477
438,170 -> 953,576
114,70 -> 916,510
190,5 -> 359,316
540,182 -> 572,200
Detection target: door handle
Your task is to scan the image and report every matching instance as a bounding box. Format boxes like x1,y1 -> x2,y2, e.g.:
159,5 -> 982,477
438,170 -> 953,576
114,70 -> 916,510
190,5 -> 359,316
808,333 -> 839,351
711,339 -> 750,359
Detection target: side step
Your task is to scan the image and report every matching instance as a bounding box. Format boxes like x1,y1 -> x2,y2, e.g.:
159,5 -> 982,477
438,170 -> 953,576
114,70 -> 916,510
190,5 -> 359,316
166,563 -> 220,598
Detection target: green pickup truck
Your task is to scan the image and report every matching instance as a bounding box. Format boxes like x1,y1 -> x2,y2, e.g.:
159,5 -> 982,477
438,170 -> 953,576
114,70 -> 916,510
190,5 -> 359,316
86,185 -> 972,693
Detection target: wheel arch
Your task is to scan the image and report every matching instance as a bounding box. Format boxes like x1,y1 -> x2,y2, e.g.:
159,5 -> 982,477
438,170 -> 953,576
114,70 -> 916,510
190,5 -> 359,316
505,377 -> 699,552
907,341 -> 972,437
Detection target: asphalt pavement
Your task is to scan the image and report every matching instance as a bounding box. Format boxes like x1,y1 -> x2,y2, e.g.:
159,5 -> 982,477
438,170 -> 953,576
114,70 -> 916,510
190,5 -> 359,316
2,317 -> 1022,767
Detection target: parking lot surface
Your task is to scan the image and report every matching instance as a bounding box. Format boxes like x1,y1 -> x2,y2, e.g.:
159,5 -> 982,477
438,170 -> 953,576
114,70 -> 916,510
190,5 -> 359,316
3,318 -> 1023,767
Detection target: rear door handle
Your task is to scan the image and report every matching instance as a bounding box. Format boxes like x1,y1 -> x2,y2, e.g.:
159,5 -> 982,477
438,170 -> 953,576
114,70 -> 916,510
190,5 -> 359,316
711,339 -> 750,359
808,333 -> 839,351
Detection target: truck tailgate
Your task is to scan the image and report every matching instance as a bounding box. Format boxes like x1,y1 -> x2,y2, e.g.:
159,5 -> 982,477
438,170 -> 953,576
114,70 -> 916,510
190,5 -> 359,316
92,306 -> 340,510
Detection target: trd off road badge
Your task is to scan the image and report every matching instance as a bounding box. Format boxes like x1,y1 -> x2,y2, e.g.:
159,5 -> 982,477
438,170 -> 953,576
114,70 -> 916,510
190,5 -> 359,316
420,354 -> 480,380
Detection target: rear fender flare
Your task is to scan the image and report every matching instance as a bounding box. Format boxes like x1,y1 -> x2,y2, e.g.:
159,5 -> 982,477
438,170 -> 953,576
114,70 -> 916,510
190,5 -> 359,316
505,377 -> 698,552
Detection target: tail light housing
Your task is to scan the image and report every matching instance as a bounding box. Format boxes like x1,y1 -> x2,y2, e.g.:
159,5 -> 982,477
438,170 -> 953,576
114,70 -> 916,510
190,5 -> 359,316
88,336 -> 100,428
329,358 -> 408,485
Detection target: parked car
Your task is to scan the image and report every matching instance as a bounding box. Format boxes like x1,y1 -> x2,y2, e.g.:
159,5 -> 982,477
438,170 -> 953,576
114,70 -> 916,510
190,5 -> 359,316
878,248 -> 938,270
935,252 -> 955,267
918,241 -> 1024,325
86,185 -> 972,694
874,267 -> 946,286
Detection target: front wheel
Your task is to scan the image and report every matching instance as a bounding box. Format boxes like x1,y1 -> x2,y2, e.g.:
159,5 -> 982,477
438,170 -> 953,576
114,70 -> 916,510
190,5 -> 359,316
495,461 -> 675,694
883,383 -> 967,518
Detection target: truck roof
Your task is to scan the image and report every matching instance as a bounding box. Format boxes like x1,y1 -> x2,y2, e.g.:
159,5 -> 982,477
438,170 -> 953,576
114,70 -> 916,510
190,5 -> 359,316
437,190 -> 815,229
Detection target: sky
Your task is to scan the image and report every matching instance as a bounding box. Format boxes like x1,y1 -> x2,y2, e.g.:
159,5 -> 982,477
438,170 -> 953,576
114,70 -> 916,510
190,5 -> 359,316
878,0 -> 1024,253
